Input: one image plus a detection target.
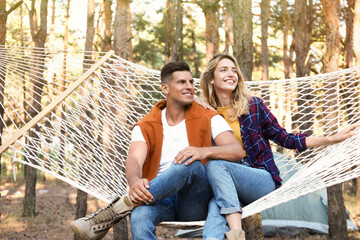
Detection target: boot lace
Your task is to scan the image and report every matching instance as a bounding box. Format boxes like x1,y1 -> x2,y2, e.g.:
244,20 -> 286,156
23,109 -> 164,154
85,197 -> 120,225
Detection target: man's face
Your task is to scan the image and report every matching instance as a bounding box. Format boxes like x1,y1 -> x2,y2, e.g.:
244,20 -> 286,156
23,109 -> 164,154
162,71 -> 194,106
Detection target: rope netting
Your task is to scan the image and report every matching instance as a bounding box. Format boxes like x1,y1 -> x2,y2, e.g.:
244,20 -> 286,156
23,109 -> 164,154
0,45 -> 360,222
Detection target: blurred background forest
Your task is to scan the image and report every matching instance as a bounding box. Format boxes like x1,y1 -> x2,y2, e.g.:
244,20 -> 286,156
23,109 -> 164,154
1,0 -> 360,239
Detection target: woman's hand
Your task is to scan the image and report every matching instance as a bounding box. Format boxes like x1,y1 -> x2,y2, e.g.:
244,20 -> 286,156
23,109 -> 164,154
330,123 -> 360,143
194,96 -> 216,111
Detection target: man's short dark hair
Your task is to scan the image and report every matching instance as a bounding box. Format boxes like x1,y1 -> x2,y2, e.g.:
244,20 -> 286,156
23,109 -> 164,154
160,61 -> 191,84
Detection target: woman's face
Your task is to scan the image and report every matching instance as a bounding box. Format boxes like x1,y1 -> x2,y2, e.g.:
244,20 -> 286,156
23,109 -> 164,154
212,58 -> 238,94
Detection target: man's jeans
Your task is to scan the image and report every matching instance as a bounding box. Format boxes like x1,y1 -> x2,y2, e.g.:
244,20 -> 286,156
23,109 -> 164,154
130,159 -> 212,240
203,159 -> 276,240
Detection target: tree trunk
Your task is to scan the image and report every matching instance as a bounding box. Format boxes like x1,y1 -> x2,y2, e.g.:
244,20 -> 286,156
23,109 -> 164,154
49,0 -> 55,48
113,0 -> 133,238
187,7 -> 200,78
0,1 -> 23,181
261,0 -> 270,82
172,0 -> 184,61
223,6 -> 233,54
114,0 -> 132,61
320,0 -> 348,238
101,0 -> 112,52
355,0 -> 360,216
294,0 -> 312,77
224,0 -> 253,82
23,0 -> 48,217
165,0 -> 175,64
260,0 -> 270,103
242,214 -> 263,240
345,0 -> 355,68
293,0 -> 314,136
200,0 -> 220,62
282,0 -> 292,79
0,1 -> 7,153
58,0 -> 70,176
224,1 -> 261,239
344,0 -> 359,196
354,0 -> 360,66
0,0 -> 22,44
74,1 -> 95,239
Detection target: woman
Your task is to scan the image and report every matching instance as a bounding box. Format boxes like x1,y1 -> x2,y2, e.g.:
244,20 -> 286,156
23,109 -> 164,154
199,53 -> 359,240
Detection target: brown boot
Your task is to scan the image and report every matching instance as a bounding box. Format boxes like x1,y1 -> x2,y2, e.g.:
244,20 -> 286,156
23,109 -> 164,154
226,229 -> 246,240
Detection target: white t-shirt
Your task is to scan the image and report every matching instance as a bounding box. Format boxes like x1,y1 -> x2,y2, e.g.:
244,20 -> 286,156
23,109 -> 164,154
131,108 -> 232,175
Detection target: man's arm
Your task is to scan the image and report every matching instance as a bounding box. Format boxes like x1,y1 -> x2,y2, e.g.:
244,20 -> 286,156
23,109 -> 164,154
174,131 -> 244,165
305,123 -> 360,148
125,141 -> 154,205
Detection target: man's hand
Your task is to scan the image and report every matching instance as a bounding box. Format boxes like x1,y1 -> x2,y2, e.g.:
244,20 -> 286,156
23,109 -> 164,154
129,178 -> 154,205
174,146 -> 206,165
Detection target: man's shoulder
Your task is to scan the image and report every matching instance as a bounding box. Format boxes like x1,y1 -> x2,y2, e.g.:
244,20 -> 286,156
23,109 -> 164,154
136,100 -> 166,126
186,102 -> 219,120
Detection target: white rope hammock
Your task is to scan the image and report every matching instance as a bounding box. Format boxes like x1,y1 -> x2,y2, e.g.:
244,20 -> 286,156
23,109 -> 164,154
0,45 -> 360,226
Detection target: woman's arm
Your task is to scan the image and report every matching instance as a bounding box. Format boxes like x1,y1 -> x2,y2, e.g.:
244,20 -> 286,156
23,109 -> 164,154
305,123 -> 360,148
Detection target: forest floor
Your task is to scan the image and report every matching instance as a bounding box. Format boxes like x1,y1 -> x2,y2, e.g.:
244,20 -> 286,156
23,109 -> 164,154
1,174 -> 360,240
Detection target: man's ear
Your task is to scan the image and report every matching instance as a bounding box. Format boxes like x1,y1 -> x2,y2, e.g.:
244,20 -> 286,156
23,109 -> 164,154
161,83 -> 169,95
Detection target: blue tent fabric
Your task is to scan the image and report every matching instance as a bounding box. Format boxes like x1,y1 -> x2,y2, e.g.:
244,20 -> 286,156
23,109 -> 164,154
175,152 -> 358,238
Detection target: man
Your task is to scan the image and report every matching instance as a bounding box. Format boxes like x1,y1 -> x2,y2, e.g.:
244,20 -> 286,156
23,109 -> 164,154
70,61 -> 244,240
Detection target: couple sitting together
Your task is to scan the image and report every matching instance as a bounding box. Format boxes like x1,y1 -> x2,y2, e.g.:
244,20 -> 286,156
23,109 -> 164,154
70,53 -> 359,240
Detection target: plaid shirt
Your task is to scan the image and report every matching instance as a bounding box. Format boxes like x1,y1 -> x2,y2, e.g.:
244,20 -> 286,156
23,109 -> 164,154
239,97 -> 307,186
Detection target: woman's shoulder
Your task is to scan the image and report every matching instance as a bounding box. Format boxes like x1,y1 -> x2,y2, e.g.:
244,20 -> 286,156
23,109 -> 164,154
248,96 -> 264,106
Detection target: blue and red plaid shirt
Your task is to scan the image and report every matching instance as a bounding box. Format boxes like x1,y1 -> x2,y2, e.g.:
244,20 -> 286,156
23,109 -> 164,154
239,97 -> 308,186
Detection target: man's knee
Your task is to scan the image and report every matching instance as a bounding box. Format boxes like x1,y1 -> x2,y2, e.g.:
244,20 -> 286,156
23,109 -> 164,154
206,160 -> 227,177
173,158 -> 205,174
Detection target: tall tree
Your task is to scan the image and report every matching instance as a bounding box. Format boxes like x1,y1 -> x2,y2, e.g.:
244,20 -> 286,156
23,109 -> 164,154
187,6 -> 201,77
260,0 -> 270,82
197,0 -> 220,62
114,0 -> 133,61
345,0 -> 355,68
23,0 -> 48,217
223,1 -> 262,239
281,0 -> 293,79
354,0 -> 360,206
0,1 -> 23,177
165,0 -> 175,63
74,0 -> 95,239
101,0 -> 112,52
294,0 -> 312,77
223,0 -> 253,82
172,0 -> 184,61
0,0 -> 23,45
260,0 -> 270,103
320,0 -> 348,238
293,0 -> 314,136
223,6 -> 233,54
354,0 -> 360,66
113,0 -> 133,238
58,0 -> 70,176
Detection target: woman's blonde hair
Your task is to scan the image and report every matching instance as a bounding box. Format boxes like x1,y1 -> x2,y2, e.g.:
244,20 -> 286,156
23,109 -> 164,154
200,53 -> 252,121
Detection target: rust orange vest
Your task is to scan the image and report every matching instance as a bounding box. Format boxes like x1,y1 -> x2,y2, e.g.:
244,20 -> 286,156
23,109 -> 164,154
136,100 -> 219,181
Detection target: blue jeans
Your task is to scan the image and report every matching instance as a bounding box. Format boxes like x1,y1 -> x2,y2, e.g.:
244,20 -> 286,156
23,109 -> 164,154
130,159 -> 212,240
203,159 -> 276,240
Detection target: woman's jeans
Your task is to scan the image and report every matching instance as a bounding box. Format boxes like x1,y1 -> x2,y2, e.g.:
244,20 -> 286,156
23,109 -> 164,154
130,159 -> 212,240
203,159 -> 276,240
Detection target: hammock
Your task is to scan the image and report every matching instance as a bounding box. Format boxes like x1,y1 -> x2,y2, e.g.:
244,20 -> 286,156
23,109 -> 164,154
0,45 -> 360,226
